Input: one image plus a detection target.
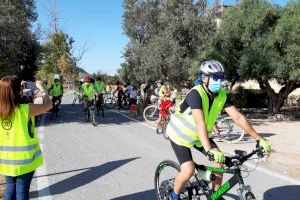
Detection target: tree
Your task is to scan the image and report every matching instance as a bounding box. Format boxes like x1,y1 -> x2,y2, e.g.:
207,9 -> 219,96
122,0 -> 216,85
200,0 -> 300,113
0,0 -> 40,79
37,31 -> 77,83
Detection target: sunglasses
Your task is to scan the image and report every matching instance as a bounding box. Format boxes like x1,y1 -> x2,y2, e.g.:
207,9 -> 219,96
211,74 -> 225,82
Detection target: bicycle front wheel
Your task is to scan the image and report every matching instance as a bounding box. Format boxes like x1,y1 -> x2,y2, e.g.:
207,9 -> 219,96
105,97 -> 116,109
216,117 -> 245,143
154,160 -> 191,200
143,105 -> 159,123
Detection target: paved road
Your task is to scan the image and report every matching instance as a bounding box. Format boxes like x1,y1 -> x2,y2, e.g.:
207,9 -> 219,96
30,93 -> 300,200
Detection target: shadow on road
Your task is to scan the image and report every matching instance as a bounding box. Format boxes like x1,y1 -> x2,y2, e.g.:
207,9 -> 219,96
263,185 -> 300,200
30,157 -> 139,198
111,189 -> 155,200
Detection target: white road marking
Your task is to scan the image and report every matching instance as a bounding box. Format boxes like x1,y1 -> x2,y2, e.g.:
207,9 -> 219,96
36,114 -> 53,200
113,109 -> 300,185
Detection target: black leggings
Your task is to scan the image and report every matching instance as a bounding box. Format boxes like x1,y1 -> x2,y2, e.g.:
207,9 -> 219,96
170,139 -> 218,165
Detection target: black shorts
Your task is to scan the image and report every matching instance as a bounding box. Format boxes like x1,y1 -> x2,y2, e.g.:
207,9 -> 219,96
170,139 -> 218,165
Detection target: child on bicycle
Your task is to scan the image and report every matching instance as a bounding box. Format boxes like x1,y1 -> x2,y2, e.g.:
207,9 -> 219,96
156,91 -> 174,134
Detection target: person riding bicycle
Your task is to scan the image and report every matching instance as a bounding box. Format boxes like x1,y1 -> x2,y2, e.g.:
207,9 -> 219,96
49,78 -> 63,110
156,80 -> 170,133
94,76 -> 105,107
81,76 -> 95,112
166,60 -> 272,200
156,91 -> 174,133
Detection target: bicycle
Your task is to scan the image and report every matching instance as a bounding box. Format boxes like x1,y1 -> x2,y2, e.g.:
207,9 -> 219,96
95,94 -> 105,117
72,91 -> 82,106
154,147 -> 265,200
159,113 -> 171,139
105,94 -> 117,109
82,96 -> 97,126
143,97 -> 160,122
213,115 -> 247,144
50,96 -> 60,119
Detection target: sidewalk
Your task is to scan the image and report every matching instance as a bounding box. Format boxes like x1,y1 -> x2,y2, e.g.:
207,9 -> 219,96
217,119 -> 300,181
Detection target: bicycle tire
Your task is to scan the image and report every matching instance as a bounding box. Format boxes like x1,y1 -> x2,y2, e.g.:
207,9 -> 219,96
245,192 -> 256,200
154,160 -> 191,200
160,116 -> 170,140
216,117 -> 245,144
143,105 -> 159,123
90,106 -> 97,126
105,97 -> 116,109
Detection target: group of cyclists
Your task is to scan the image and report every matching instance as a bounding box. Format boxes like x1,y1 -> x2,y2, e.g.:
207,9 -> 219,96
33,60 -> 272,200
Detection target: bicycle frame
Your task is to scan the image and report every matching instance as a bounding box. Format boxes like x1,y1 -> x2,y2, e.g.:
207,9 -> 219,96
194,165 -> 248,200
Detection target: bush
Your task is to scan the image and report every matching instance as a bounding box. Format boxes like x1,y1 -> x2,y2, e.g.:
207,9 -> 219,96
230,87 -> 268,109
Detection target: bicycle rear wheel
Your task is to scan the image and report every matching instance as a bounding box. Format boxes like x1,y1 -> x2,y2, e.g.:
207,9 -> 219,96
105,97 -> 116,109
216,117 -> 245,143
154,160 -> 191,200
143,105 -> 159,122
160,116 -> 170,140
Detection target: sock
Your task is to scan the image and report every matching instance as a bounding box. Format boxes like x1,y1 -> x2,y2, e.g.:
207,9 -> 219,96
171,191 -> 180,200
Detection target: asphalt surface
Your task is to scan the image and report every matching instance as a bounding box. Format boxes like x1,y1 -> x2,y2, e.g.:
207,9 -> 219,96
30,93 -> 300,200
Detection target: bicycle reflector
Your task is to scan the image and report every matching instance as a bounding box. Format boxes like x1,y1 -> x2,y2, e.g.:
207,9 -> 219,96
130,104 -> 137,111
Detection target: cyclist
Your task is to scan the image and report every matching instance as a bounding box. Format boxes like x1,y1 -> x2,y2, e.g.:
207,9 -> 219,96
94,76 -> 105,109
166,60 -> 272,200
81,76 -> 95,113
49,78 -> 63,110
156,80 -> 170,133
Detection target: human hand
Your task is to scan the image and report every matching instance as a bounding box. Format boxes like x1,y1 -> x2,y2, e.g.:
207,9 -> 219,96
207,149 -> 225,163
257,138 -> 272,157
36,81 -> 45,93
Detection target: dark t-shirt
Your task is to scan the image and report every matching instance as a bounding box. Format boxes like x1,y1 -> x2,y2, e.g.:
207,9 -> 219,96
180,89 -> 233,112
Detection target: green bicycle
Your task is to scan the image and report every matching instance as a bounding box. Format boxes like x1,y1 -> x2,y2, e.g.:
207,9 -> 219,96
154,147 -> 265,200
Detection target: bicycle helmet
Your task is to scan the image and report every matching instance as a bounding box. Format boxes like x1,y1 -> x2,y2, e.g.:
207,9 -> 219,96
199,60 -> 225,76
84,76 -> 92,82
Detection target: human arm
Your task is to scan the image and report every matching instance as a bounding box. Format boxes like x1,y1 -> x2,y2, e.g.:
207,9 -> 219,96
225,106 -> 272,153
29,81 -> 52,117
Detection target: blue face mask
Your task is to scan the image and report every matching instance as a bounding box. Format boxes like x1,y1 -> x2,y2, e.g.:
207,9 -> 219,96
208,77 -> 221,93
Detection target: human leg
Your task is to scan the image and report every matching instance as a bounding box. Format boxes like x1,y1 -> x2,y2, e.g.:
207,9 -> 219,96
170,141 -> 195,195
16,171 -> 34,200
4,176 -> 16,200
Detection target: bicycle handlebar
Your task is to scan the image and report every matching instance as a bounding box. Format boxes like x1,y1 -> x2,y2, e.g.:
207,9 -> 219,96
207,148 -> 265,168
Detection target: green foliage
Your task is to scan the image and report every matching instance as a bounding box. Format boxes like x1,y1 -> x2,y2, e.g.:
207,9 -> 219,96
231,87 -> 268,108
199,0 -> 300,113
38,31 -> 76,82
0,0 -> 40,80
122,0 -> 216,85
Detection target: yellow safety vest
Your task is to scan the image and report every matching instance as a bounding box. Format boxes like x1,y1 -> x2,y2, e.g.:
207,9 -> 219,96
51,84 -> 62,97
82,83 -> 94,101
0,104 -> 44,176
167,85 -> 227,148
95,81 -> 103,94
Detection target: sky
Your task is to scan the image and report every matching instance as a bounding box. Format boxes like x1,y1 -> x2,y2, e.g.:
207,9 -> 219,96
35,0 -> 288,75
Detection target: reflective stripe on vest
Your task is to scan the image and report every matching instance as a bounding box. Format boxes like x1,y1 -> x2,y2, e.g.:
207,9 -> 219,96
167,85 -> 227,148
82,83 -> 94,101
0,150 -> 42,165
0,104 -> 44,176
0,144 -> 37,152
95,81 -> 103,93
52,84 -> 62,96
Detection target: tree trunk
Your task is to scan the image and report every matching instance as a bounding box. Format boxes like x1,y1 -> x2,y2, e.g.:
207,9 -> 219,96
257,78 -> 300,114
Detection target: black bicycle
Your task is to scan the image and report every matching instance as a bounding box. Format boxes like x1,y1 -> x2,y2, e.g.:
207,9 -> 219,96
155,147 -> 265,200
50,96 -> 60,118
95,94 -> 105,117
82,96 -> 97,126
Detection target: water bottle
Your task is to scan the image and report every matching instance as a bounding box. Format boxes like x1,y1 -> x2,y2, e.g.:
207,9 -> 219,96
197,169 -> 213,183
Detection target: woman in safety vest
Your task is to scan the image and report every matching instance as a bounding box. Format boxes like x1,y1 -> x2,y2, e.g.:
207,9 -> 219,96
167,60 -> 272,200
0,76 -> 52,200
